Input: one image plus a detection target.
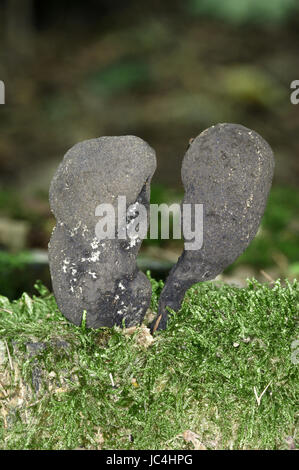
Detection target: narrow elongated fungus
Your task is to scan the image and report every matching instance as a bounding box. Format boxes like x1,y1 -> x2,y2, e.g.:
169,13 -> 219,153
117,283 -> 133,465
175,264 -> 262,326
154,123 -> 274,330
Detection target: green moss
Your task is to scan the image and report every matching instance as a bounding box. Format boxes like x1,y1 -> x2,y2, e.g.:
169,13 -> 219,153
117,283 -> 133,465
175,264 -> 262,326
0,277 -> 298,450
0,251 -> 33,300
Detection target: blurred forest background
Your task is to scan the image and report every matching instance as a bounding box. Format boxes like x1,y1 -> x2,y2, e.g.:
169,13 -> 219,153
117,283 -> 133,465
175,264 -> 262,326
0,0 -> 298,299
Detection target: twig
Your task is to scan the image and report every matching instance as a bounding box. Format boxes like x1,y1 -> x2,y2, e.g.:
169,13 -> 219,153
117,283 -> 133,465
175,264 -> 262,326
152,314 -> 162,334
4,340 -> 13,371
260,270 -> 275,283
253,381 -> 272,406
109,373 -> 115,387
0,308 -> 13,315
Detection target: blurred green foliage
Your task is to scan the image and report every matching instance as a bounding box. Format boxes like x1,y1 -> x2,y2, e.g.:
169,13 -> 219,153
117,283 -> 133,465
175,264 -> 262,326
189,0 -> 299,24
0,190 -> 23,220
221,66 -> 286,109
87,60 -> 150,97
1,5 -> 298,191
233,186 -> 299,271
0,251 -> 32,299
